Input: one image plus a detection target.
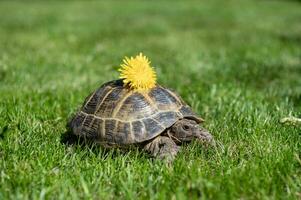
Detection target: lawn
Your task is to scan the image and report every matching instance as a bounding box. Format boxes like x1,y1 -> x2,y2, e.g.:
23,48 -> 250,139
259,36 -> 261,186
0,0 -> 301,199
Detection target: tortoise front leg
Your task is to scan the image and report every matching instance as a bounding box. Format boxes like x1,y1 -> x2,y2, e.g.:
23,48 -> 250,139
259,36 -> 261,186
143,136 -> 180,162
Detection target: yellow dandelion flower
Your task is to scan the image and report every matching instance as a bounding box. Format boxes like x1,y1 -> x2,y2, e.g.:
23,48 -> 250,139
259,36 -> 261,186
118,53 -> 157,91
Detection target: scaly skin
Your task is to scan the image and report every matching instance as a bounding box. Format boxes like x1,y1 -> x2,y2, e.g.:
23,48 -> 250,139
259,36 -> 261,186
144,119 -> 214,162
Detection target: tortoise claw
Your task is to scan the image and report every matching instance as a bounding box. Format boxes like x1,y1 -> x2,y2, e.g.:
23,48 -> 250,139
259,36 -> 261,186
144,136 -> 180,162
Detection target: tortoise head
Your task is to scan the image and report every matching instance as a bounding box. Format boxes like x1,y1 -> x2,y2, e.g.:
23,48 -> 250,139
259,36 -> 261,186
169,118 -> 214,145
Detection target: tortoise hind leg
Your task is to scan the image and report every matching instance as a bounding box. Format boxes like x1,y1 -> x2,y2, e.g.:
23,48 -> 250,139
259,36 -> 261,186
143,136 -> 180,162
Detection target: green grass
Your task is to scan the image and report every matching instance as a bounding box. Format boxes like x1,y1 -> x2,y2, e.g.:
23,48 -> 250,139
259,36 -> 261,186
1,0 -> 301,199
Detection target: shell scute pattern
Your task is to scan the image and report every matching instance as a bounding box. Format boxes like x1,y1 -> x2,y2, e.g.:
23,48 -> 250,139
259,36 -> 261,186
95,87 -> 127,117
113,121 -> 131,144
131,120 -> 146,142
70,80 -> 200,145
142,118 -> 164,138
148,86 -> 181,110
70,112 -> 85,134
82,115 -> 101,139
115,92 -> 157,121
82,84 -> 112,114
153,111 -> 178,127
104,119 -> 116,143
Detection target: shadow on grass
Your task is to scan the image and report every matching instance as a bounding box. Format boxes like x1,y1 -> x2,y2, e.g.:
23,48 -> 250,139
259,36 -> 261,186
0,125 -> 8,140
60,130 -> 150,160
60,130 -> 114,157
60,130 -> 82,146
60,130 -> 218,163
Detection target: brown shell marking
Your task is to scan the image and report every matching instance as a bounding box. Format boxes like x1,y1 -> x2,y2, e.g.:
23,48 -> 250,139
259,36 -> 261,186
70,80 -> 203,145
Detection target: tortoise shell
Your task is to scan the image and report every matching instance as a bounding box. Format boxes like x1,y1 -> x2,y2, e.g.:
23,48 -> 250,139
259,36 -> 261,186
69,79 -> 203,145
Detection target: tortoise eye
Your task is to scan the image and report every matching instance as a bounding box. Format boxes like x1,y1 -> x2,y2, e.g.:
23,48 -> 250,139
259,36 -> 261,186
183,125 -> 190,131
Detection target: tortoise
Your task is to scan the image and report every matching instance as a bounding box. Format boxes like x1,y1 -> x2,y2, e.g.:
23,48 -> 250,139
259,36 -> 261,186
68,79 -> 213,161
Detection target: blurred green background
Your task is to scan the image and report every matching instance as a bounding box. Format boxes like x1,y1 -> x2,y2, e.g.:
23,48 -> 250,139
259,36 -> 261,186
0,0 -> 301,199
